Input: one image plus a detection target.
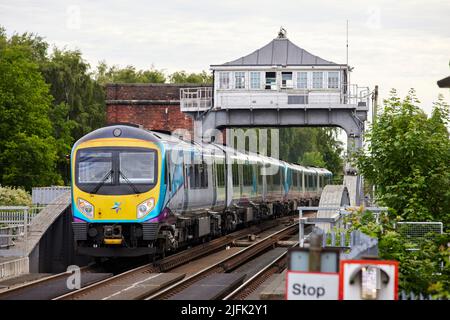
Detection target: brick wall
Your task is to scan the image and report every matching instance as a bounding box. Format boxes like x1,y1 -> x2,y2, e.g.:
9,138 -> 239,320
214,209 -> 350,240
105,83 -> 211,134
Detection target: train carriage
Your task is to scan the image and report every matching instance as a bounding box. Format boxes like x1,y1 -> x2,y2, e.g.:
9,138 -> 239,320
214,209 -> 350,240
71,125 -> 332,257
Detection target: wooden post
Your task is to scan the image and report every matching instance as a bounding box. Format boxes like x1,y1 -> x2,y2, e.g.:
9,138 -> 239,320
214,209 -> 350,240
309,231 -> 323,272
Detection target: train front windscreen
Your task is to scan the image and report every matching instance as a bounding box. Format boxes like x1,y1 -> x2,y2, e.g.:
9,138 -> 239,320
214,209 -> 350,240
75,147 -> 158,195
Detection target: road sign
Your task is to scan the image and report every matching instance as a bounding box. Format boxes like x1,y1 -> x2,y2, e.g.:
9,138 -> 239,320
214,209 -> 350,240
339,260 -> 399,300
286,271 -> 339,300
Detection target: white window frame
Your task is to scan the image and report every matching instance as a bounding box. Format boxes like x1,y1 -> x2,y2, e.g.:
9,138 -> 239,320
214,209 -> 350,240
327,71 -> 339,89
296,72 -> 308,89
250,72 -> 261,89
218,72 -> 230,89
281,72 -> 294,89
234,71 -> 246,89
312,72 -> 323,89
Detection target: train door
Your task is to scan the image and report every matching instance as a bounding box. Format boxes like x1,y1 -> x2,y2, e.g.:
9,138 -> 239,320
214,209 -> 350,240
165,148 -> 185,214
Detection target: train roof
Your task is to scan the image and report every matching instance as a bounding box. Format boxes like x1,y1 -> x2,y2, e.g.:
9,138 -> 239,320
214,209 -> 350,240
75,125 -> 331,173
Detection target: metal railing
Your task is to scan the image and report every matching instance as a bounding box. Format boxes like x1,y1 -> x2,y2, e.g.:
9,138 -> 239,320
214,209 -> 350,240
180,83 -> 370,111
298,206 -> 388,259
400,291 -> 443,300
180,87 -> 213,111
396,221 -> 444,251
0,206 -> 28,253
0,205 -> 45,253
32,186 -> 71,205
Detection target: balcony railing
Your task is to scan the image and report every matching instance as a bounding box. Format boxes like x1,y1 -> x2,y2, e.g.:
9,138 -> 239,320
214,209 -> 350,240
180,87 -> 212,112
180,84 -> 370,112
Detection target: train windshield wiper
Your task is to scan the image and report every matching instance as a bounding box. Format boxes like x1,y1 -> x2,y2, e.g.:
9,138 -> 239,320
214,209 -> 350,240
90,169 -> 113,194
119,170 -> 140,194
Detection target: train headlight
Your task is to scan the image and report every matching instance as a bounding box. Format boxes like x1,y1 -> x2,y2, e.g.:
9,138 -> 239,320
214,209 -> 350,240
78,198 -> 94,218
137,198 -> 155,218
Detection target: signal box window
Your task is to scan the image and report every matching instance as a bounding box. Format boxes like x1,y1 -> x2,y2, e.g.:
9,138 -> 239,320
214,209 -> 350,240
265,72 -> 277,90
234,72 -> 245,89
282,72 -> 293,88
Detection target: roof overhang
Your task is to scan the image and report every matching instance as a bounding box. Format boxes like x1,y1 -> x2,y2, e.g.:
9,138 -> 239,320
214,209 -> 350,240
437,76 -> 450,88
210,64 -> 349,70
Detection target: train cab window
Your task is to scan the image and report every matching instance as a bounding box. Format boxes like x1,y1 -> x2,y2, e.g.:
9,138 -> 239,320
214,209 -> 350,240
119,152 -> 156,184
189,162 -> 208,189
78,151 -> 112,184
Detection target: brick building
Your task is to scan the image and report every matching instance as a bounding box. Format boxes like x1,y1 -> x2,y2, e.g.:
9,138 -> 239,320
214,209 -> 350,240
105,83 -> 212,134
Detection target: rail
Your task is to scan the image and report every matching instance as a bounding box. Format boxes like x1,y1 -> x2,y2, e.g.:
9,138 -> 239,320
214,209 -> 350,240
298,206 -> 387,259
146,222 -> 298,300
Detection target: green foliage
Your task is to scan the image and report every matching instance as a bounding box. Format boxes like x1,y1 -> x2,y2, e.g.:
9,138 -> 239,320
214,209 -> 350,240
0,185 -> 32,206
1,133 -> 61,188
95,61 -> 166,84
280,127 -> 344,180
42,48 -> 106,141
169,70 -> 212,84
346,208 -> 450,298
300,151 -> 326,167
355,89 -> 450,225
0,29 -> 61,189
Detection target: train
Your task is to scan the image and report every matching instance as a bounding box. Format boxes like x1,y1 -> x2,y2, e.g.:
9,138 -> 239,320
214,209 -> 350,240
70,125 -> 332,257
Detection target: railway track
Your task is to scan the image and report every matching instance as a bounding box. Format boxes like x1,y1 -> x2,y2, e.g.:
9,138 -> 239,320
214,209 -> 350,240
145,222 -> 298,300
223,243 -> 296,300
0,264 -> 109,300
54,217 -> 294,300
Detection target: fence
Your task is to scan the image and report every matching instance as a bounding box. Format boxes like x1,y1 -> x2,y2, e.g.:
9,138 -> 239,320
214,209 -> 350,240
0,205 -> 45,253
399,291 -> 442,300
396,222 -> 444,250
298,206 -> 387,259
32,186 -> 71,205
0,206 -> 28,252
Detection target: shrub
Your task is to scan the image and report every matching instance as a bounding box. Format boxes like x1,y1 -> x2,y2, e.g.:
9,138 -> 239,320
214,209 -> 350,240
0,185 -> 32,206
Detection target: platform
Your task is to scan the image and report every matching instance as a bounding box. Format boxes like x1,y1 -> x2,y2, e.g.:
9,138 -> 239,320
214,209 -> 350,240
259,271 -> 286,300
0,257 -> 29,281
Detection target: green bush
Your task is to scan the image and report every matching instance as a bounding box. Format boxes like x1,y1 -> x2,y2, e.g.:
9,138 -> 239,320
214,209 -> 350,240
345,208 -> 450,299
0,185 -> 32,206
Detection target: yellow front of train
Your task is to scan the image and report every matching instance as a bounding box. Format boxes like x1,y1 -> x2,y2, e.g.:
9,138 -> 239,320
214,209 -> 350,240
70,125 -> 166,257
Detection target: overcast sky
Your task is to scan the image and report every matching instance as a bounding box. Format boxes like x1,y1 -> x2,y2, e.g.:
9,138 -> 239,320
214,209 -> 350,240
1,0 -> 449,117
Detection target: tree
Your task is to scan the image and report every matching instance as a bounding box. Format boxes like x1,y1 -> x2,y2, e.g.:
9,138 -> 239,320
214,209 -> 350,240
169,70 -> 212,84
300,151 -> 326,167
95,62 -> 166,84
0,28 -> 61,189
279,127 -> 343,180
355,89 -> 450,225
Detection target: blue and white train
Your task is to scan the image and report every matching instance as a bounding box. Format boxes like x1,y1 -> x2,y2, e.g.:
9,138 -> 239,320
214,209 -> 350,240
71,125 -> 332,257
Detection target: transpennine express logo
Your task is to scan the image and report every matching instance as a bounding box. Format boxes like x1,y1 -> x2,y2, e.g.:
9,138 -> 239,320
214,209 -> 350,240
112,202 -> 122,214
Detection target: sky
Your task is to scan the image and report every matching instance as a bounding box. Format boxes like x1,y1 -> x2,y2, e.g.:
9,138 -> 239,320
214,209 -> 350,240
1,0 -> 450,120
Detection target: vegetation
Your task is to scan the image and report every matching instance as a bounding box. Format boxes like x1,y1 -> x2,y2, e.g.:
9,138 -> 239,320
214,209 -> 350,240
345,208 -> 449,299
351,90 -> 450,298
95,62 -> 166,84
0,185 -> 32,206
280,127 -> 344,181
0,28 -> 61,189
355,89 -> 450,226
